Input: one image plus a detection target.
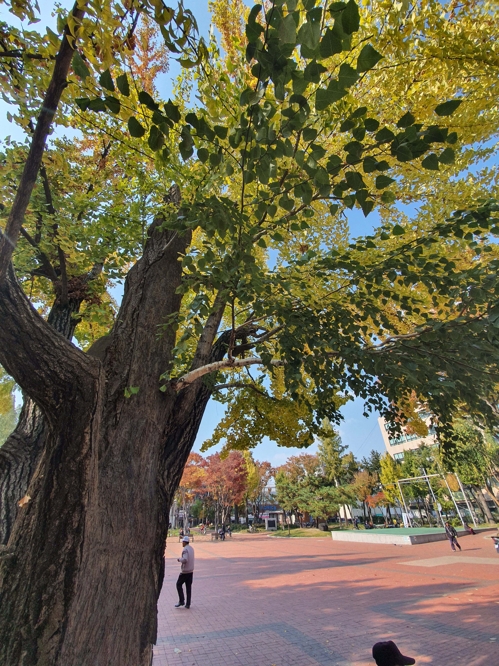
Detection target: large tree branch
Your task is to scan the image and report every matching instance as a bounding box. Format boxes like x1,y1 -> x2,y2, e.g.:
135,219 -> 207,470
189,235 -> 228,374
172,356 -> 283,390
190,290 -> 226,370
0,264 -> 98,417
0,1 -> 87,282
0,50 -> 54,60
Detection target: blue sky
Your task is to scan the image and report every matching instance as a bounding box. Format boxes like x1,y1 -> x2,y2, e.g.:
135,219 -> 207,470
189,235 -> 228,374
0,0 -> 391,464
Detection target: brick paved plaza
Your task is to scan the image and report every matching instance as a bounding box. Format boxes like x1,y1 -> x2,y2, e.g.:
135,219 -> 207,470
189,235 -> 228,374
153,532 -> 499,666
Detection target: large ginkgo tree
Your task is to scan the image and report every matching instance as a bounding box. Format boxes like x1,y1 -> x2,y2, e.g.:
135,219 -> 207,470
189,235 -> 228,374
0,0 -> 498,664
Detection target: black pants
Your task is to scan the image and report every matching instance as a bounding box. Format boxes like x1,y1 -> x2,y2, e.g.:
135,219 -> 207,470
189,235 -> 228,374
176,572 -> 193,606
448,536 -> 461,551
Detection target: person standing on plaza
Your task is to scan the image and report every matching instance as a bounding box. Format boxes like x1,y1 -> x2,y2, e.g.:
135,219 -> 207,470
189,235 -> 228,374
175,535 -> 195,609
444,521 -> 461,551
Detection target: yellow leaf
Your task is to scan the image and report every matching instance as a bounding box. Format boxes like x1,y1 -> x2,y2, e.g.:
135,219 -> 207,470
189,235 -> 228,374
18,494 -> 32,508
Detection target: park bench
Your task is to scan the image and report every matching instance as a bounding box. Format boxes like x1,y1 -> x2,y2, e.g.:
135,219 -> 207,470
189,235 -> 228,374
178,534 -> 194,542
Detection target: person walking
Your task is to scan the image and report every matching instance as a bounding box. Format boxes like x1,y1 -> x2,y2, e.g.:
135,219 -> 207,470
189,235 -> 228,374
444,521 -> 461,551
491,533 -> 499,555
175,535 -> 194,609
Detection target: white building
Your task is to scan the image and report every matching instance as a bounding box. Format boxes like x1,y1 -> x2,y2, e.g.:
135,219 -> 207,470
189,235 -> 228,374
378,409 -> 437,460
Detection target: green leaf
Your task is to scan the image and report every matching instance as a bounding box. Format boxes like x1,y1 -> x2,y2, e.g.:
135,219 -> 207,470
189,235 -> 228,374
435,99 -> 462,116
360,199 -> 374,217
75,97 -> 90,111
326,154 -> 343,174
392,224 -> 405,235
197,148 -> 209,163
214,125 -> 228,139
116,73 -> 130,97
364,118 -> 379,132
446,132 -> 458,144
438,147 -> 455,165
139,91 -> 159,110
279,195 -> 295,211
164,100 -> 181,123
362,156 -> 377,173
315,85 -> 347,110
421,153 -> 440,170
338,62 -> 358,88
99,69 -> 115,92
375,175 -> 395,189
375,128 -> 395,143
345,170 -> 364,190
356,44 -> 383,72
298,20 -> 321,50
87,98 -> 107,112
148,125 -> 164,151
246,4 -> 264,42
72,52 -> 90,80
397,111 -> 415,128
350,106 -> 367,119
104,96 -> 120,114
342,0 -> 360,34
303,127 -> 318,142
128,116 -> 146,138
319,28 -> 342,58
278,13 -> 296,43
381,191 -> 396,204
209,153 -> 222,167
304,60 -> 327,83
395,144 -> 412,162
185,112 -> 199,129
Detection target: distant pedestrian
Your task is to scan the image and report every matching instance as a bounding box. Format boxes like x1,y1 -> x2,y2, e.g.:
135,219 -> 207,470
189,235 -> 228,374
354,517 -> 360,530
372,640 -> 415,665
445,521 -> 461,551
491,533 -> 499,555
464,521 -> 476,535
175,536 -> 194,609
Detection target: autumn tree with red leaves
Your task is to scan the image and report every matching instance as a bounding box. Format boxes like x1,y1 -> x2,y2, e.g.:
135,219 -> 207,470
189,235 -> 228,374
204,451 -> 248,528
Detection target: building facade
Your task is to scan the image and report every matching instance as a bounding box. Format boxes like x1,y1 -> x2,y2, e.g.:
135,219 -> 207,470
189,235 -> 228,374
378,410 -> 437,460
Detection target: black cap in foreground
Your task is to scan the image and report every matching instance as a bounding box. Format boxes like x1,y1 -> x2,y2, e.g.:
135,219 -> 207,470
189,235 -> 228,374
372,641 -> 416,666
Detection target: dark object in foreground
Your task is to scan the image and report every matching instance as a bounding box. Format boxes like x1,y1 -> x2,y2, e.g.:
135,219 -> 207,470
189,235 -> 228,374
372,640 -> 416,665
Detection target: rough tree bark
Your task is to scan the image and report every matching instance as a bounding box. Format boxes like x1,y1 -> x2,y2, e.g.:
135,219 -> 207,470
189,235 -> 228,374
0,269 -> 102,545
0,218 -> 229,665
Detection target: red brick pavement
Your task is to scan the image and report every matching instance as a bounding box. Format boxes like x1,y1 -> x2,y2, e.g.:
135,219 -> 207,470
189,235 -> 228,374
153,531 -> 499,666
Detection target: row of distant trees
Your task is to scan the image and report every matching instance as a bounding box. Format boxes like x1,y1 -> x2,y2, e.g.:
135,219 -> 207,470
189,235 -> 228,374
178,419 -> 499,531
177,451 -> 274,529
274,419 -> 499,526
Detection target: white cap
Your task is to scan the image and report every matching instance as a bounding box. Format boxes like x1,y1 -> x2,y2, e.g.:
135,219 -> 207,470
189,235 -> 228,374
182,535 -> 190,543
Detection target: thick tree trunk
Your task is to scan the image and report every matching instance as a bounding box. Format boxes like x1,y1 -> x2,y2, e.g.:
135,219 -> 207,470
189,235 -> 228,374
0,218 -> 230,665
0,264 -> 102,665
485,480 -> 499,510
475,486 -> 495,524
0,284 -> 96,545
0,398 -> 46,544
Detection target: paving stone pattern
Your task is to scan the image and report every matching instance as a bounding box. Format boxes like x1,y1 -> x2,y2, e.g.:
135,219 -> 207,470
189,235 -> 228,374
154,532 -> 499,666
